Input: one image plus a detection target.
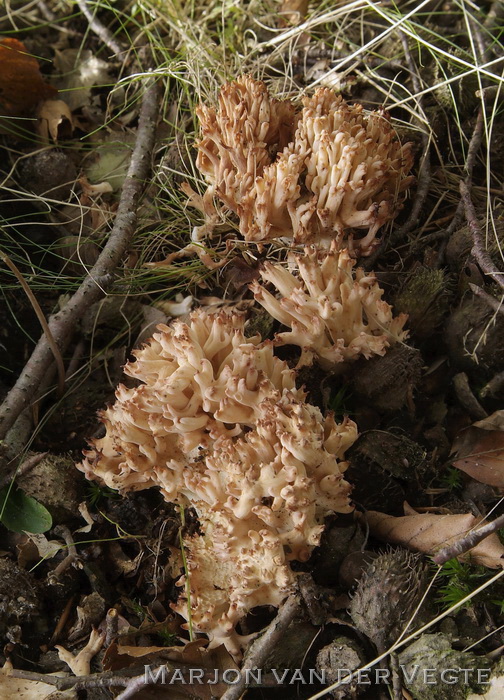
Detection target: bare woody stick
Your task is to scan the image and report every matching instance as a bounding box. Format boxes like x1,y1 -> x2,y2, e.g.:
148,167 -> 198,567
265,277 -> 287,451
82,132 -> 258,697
461,179 -> 504,291
0,77 -> 160,448
75,0 -> 124,56
433,513 -> 504,566
221,595 -> 302,700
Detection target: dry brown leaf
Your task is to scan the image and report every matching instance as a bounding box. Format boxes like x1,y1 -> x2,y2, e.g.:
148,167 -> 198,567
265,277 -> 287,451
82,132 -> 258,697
361,508 -> 504,568
0,38 -> 57,117
452,410 -> 504,488
36,99 -> 73,142
103,640 -> 237,699
0,675 -> 75,700
474,410 -> 504,431
52,49 -> 111,111
281,0 -> 309,24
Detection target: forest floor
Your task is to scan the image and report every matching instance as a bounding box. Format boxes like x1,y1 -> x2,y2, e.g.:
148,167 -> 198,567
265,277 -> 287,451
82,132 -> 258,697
0,1 -> 504,699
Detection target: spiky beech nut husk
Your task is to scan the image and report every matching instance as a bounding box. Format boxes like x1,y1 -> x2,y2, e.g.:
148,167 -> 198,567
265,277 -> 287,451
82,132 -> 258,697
351,344 -> 422,413
394,266 -> 451,339
349,548 -> 428,653
398,633 -> 492,700
446,296 -> 504,372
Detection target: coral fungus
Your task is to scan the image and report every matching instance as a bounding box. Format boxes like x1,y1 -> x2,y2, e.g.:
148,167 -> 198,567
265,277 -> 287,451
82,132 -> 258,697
251,242 -> 409,368
189,76 -> 414,255
79,309 -> 357,657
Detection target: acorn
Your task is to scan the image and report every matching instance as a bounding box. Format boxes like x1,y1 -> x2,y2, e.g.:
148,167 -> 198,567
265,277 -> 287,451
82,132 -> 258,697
349,549 -> 428,653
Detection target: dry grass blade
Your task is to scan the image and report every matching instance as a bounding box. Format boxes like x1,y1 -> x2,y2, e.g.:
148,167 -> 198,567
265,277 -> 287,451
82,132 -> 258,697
0,250 -> 66,397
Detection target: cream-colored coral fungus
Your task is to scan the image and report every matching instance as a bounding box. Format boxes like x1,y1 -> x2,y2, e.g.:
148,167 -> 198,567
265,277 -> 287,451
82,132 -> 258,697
79,309 -> 357,657
188,76 -> 414,255
251,242 -> 409,369
193,75 -> 296,216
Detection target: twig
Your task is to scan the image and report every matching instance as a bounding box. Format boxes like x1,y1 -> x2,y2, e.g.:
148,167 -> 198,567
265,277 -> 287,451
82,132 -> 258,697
0,251 -> 66,398
469,283 -> 504,316
75,0 -> 124,56
114,671 -> 161,700
36,0 -> 55,21
221,595 -> 302,700
461,181 -> 504,289
433,513 -> 504,565
65,339 -> 86,380
440,107 -> 485,242
50,595 -> 76,646
453,372 -> 488,420
0,450 -> 48,491
463,108 -> 485,182
105,608 -> 119,647
480,369 -> 504,398
49,525 -> 79,584
0,77 -> 160,448
7,667 -> 135,692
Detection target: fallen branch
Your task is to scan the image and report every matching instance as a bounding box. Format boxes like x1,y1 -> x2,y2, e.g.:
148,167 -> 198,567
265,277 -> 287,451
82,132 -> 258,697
75,0 -> 124,56
433,513 -> 504,566
461,180 -> 504,290
0,77 -> 160,449
453,372 -> 488,420
0,450 -> 47,491
221,594 -> 302,700
469,283 -> 504,316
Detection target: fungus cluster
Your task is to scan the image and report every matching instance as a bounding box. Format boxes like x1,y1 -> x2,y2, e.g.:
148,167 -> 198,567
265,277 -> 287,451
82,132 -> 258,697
251,242 -> 409,369
79,309 -> 357,656
190,76 -> 414,254
79,76 -> 413,658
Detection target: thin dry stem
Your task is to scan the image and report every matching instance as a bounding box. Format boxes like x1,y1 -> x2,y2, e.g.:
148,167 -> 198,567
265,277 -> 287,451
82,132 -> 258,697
469,283 -> 504,316
0,251 -> 66,397
221,595 -> 302,700
433,513 -> 504,566
461,180 -> 504,289
75,0 -> 124,56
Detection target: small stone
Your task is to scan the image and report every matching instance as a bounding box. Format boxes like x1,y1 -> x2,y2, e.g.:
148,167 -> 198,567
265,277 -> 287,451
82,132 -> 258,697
17,150 -> 77,200
398,633 -> 492,700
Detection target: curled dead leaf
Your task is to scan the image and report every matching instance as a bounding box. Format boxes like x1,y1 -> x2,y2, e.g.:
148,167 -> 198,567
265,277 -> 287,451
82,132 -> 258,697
360,508 -> 504,568
281,0 -> 309,24
452,409 -> 504,488
36,99 -> 73,142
